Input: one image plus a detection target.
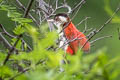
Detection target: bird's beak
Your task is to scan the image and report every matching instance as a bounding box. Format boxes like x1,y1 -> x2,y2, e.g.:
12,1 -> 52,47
47,19 -> 54,22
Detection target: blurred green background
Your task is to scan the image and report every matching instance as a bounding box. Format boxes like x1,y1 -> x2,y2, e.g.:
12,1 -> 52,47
0,0 -> 120,58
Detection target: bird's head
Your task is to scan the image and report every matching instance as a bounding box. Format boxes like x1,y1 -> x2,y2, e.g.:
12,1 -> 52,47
54,13 -> 70,27
48,13 -> 70,32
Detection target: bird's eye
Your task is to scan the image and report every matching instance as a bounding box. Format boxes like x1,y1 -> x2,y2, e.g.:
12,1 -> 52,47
55,17 -> 60,21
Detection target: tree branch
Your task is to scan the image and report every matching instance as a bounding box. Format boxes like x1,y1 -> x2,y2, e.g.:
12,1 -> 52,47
3,34 -> 22,65
0,33 -> 12,50
23,0 -> 34,18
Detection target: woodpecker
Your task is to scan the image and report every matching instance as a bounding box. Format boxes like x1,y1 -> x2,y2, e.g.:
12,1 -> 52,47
48,13 -> 90,55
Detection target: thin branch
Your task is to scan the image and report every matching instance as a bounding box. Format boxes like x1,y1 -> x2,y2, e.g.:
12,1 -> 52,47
0,24 -> 13,50
37,1 -> 42,24
117,28 -> 120,40
15,0 -> 25,10
71,0 -> 86,20
61,1 -> 72,14
55,0 -> 59,9
84,28 -> 93,33
0,24 -> 17,38
23,0 -> 34,18
0,33 -> 12,50
37,7 -> 49,15
76,17 -> 91,26
72,0 -> 86,13
83,18 -> 88,33
3,34 -> 22,65
79,17 -> 91,33
90,35 -> 112,44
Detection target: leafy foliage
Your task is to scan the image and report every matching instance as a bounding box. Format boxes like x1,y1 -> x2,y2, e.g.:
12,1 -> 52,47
0,2 -> 120,80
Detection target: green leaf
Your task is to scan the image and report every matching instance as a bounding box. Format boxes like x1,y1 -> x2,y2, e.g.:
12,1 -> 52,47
40,31 -> 58,48
47,52 -> 63,68
0,66 -> 14,79
0,5 -> 32,24
11,38 -> 22,49
12,18 -> 32,23
13,25 -> 25,35
7,10 -> 22,18
0,53 -> 6,64
0,0 -> 3,3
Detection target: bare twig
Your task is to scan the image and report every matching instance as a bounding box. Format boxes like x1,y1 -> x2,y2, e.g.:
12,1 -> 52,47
90,35 -> 112,48
71,0 -> 86,20
84,28 -> 93,33
0,33 -> 12,50
72,0 -> 86,13
76,17 -> 91,26
78,17 -> 91,33
83,18 -> 88,33
90,35 -> 112,44
55,0 -> 59,9
62,2 -> 72,14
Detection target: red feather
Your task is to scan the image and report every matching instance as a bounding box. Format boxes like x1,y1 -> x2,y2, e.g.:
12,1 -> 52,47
64,22 -> 90,55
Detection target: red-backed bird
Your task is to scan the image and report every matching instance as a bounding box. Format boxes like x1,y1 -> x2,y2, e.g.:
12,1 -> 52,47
48,13 -> 90,55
